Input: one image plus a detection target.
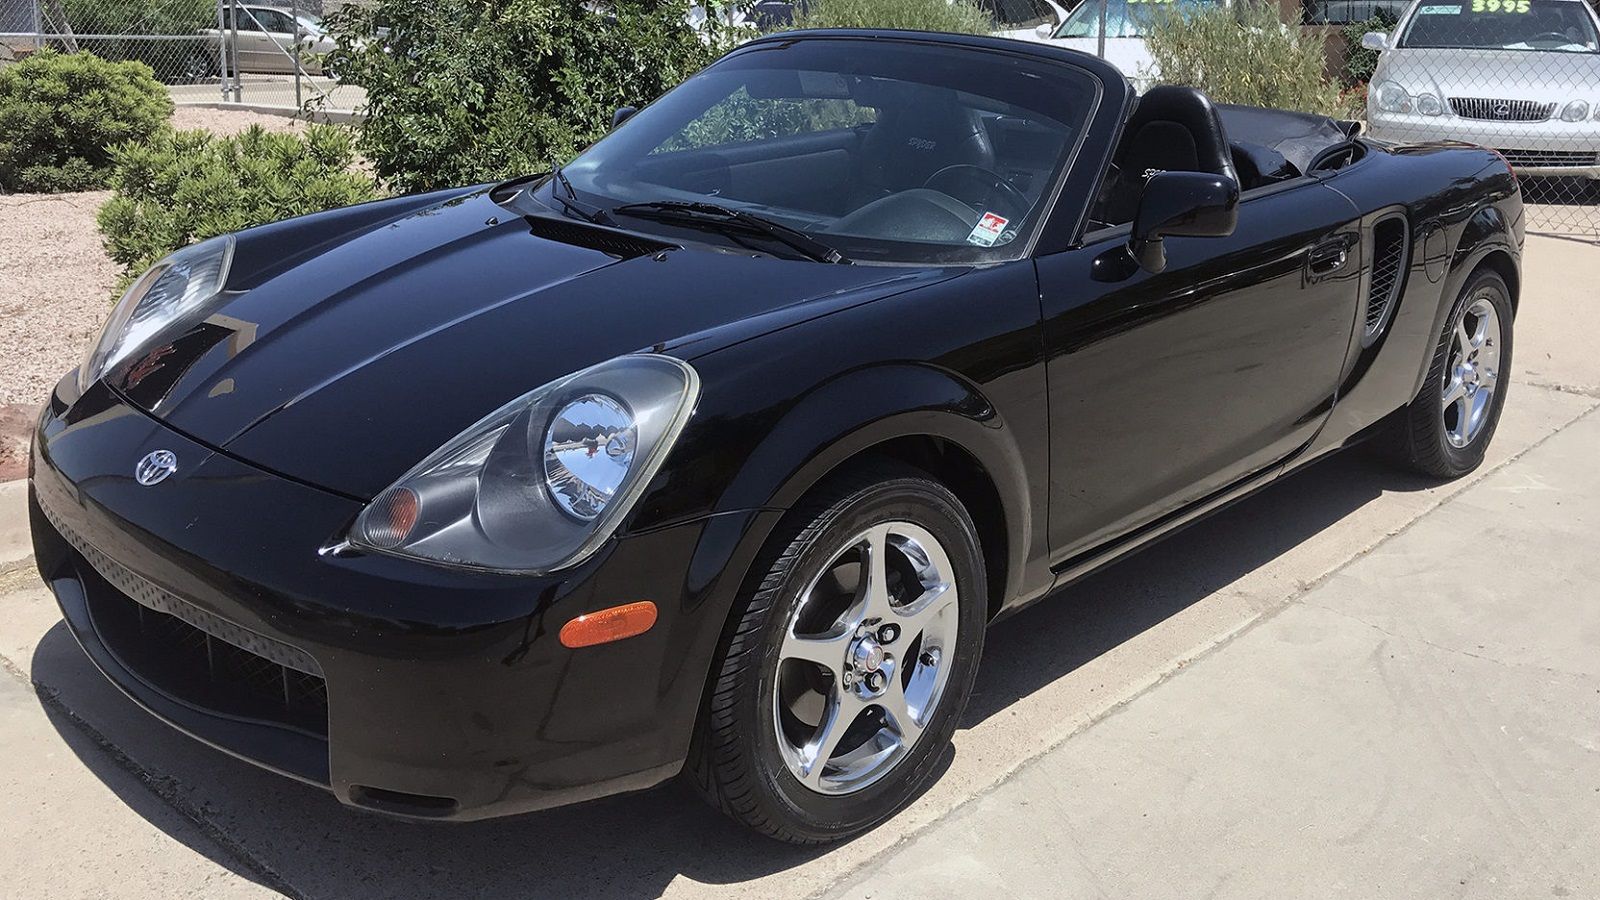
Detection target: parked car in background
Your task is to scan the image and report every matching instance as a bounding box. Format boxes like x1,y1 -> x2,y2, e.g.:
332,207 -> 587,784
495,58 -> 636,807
742,0 -> 1068,36
983,0 -> 1071,39
201,4 -> 335,75
1364,0 -> 1600,181
1030,0 -> 1222,83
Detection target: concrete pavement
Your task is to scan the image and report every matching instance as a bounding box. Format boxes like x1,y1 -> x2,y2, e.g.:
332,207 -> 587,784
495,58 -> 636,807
828,407 -> 1600,900
0,234 -> 1596,898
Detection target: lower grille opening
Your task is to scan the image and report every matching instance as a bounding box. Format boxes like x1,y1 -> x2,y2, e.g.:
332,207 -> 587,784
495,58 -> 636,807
1497,149 -> 1600,169
349,785 -> 460,818
83,570 -> 329,738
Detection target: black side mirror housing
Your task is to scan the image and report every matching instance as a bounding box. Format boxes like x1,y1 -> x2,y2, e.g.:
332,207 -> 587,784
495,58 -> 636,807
611,105 -> 638,129
1127,171 -> 1239,274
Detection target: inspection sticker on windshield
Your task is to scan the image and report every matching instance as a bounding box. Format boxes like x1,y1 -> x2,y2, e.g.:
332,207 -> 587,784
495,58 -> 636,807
968,212 -> 1010,247
1420,4 -> 1460,12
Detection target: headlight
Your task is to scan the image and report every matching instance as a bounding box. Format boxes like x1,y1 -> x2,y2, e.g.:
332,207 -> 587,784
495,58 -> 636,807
350,354 -> 699,573
1561,100 -> 1589,122
1417,93 -> 1443,116
1374,81 -> 1412,114
78,235 -> 235,392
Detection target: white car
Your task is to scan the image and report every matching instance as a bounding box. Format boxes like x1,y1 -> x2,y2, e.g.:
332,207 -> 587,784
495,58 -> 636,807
1364,0 -> 1600,180
202,4 -> 336,75
1030,0 -> 1222,84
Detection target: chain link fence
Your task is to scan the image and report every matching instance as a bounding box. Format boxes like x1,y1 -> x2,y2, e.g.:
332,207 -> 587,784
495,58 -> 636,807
1352,0 -> 1599,239
0,0 -> 365,113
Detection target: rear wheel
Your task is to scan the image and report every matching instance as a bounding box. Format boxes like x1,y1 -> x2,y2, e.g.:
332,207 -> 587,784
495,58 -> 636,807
1387,268 -> 1513,478
688,463 -> 986,843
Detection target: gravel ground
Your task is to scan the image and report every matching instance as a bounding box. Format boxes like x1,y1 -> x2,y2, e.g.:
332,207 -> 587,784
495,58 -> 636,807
0,108 -> 312,413
0,190 -> 118,407
170,106 -> 309,137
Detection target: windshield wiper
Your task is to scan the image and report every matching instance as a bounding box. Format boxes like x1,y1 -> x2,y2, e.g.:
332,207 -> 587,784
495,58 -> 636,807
547,160 -> 615,226
612,200 -> 851,265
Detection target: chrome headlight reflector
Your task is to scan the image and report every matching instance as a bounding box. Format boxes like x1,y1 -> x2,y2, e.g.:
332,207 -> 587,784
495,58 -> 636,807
1374,81 -> 1412,114
1560,100 -> 1589,122
351,354 -> 699,573
78,235 -> 235,392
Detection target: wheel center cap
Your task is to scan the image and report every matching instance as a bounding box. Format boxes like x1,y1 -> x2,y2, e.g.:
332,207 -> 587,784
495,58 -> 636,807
851,636 -> 885,673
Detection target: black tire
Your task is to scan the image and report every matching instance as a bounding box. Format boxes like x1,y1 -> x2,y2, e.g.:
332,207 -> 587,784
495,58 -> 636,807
1386,268 -> 1514,478
687,461 -> 987,844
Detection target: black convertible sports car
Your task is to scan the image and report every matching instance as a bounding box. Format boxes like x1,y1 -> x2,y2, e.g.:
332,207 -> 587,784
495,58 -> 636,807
31,30 -> 1520,843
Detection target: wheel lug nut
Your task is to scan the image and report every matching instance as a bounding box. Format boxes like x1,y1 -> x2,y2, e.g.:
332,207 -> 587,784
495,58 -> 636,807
878,623 -> 900,644
863,671 -> 885,692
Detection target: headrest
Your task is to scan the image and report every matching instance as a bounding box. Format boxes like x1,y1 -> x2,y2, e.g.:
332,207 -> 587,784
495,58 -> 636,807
1118,86 -> 1238,187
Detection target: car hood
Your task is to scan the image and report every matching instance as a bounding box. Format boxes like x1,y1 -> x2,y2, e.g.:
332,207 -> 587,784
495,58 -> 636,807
1378,47 -> 1600,100
110,190 -> 960,499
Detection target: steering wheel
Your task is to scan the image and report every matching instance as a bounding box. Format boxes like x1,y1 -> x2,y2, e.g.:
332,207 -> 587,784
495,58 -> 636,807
922,165 -> 1031,220
1526,30 -> 1572,42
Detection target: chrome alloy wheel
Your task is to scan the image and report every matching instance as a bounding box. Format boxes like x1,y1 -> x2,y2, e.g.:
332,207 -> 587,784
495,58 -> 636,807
1442,294 -> 1503,449
772,521 -> 960,795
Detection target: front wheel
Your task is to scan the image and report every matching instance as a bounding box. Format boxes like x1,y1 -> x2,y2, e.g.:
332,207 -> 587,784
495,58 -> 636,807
688,463 -> 987,843
1387,268 -> 1514,477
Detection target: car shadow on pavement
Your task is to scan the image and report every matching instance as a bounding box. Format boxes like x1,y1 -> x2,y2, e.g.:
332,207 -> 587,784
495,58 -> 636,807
30,450 -> 1437,898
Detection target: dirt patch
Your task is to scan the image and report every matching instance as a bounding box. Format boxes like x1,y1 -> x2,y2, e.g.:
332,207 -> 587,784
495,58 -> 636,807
170,105 -> 310,137
0,191 -> 118,408
0,403 -> 35,481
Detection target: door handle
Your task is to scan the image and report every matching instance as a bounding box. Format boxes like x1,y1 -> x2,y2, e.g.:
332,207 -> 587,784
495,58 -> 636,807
1308,239 -> 1349,275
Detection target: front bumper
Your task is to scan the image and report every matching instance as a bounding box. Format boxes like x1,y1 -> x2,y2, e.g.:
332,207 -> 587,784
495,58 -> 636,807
30,380 -> 774,821
1366,112 -> 1600,178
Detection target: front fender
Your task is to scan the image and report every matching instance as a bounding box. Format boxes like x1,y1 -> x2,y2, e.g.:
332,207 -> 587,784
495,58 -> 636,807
1409,194 -> 1520,397
705,361 -> 1033,611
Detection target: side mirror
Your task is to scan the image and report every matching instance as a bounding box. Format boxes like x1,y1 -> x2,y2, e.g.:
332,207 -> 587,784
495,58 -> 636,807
1127,171 -> 1239,274
1360,31 -> 1389,51
1035,22 -> 1054,39
611,105 -> 638,129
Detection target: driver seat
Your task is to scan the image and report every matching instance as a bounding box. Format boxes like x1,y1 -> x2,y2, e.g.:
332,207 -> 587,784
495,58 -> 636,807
852,81 -> 996,205
1098,86 -> 1239,226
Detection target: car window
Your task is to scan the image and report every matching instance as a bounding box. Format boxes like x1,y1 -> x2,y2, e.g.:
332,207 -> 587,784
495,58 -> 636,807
556,39 -> 1100,265
1399,0 -> 1600,50
979,0 -> 1061,27
252,8 -> 294,33
1054,0 -> 1220,38
653,88 -> 877,153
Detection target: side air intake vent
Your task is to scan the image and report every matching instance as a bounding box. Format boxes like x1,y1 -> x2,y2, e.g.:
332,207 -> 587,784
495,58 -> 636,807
526,216 -> 675,260
1364,215 -> 1409,343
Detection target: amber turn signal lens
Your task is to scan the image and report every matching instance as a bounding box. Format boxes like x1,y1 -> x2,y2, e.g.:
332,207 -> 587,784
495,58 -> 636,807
559,601 -> 658,649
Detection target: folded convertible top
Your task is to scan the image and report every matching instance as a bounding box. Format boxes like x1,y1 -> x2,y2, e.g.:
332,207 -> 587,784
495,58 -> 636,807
1215,103 -> 1362,174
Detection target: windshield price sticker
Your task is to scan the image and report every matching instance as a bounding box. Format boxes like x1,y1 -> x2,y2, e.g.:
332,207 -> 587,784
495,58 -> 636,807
968,212 -> 1010,247
1470,0 -> 1531,12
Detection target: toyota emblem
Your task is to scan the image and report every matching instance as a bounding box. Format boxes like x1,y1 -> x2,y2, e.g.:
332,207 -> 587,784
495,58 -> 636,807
135,450 -> 178,486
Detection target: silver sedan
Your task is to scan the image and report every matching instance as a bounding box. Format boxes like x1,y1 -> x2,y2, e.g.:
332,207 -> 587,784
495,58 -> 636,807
1363,0 -> 1600,179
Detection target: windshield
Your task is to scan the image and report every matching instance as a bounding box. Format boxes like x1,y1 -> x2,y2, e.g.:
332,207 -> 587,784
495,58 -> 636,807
1399,0 -> 1599,51
1053,0 -> 1221,39
547,39 -> 1099,264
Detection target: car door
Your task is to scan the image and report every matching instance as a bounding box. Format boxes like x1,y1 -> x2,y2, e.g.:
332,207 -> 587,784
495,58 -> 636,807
228,7 -> 271,73
1036,179 -> 1364,563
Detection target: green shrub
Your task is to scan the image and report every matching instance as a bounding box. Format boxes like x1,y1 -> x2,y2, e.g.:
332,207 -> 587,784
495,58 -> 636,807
1341,10 -> 1399,86
0,49 -> 173,193
789,0 -> 993,34
323,0 -> 730,194
97,124 -> 383,276
1144,0 -> 1350,117
60,0 -> 220,83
